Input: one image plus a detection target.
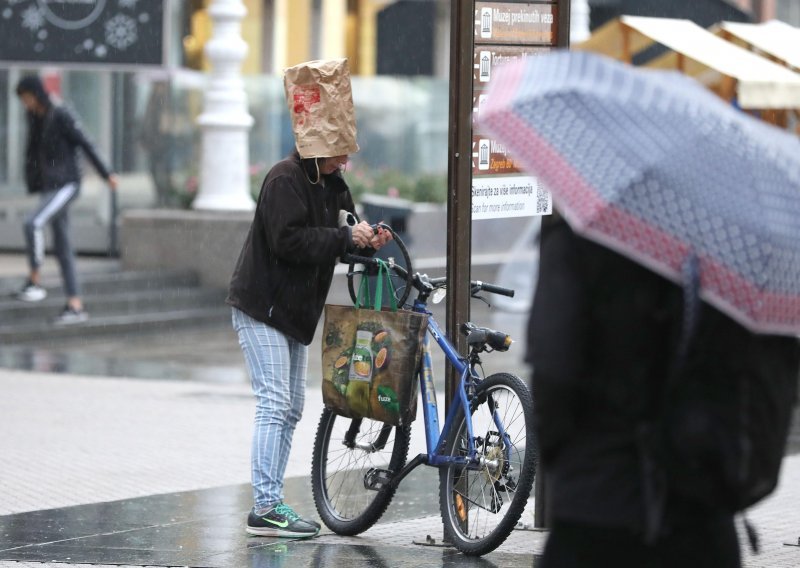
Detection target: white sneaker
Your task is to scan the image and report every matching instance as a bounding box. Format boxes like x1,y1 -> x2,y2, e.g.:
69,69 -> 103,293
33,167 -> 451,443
53,306 -> 89,325
17,281 -> 47,302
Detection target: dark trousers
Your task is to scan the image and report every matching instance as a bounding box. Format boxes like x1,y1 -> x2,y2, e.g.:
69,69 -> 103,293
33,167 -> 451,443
23,183 -> 80,297
539,516 -> 741,568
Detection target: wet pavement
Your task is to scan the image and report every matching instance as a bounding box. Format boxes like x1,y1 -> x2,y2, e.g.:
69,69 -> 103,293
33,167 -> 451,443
2,253 -> 800,567
0,252 -> 530,385
1,475 -> 540,567
0,321 -> 540,568
0,326 -> 250,384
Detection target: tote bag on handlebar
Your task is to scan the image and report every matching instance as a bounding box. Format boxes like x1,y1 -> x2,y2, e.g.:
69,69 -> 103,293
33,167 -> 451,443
321,261 -> 428,427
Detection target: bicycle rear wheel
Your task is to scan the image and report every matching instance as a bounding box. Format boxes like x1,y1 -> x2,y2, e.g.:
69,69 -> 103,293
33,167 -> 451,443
439,373 -> 537,556
312,408 -> 411,535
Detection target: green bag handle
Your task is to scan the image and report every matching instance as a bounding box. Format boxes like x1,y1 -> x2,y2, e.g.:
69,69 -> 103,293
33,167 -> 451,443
356,270 -> 371,309
355,259 -> 398,312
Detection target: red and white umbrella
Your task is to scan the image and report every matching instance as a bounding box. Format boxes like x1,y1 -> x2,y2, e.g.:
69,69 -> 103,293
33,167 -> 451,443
480,50 -> 800,336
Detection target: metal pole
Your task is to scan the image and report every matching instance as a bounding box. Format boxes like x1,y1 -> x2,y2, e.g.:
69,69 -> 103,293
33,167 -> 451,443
445,0 -> 475,409
108,189 -> 118,258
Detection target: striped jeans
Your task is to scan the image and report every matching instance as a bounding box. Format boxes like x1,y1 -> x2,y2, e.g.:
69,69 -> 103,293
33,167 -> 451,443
23,183 -> 80,297
232,307 -> 308,509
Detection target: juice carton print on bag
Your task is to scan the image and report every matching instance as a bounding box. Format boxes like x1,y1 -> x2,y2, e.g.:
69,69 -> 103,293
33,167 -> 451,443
345,329 -> 373,416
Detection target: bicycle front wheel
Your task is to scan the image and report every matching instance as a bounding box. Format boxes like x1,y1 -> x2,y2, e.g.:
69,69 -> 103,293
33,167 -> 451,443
312,408 -> 411,535
439,372 -> 537,556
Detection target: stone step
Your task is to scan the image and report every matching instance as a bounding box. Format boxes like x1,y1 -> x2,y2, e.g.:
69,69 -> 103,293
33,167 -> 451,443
0,268 -> 200,298
0,287 -> 227,322
0,266 -> 229,344
0,306 -> 231,343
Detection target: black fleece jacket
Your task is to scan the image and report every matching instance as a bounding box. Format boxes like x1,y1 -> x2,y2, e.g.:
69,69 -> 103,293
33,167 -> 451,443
24,105 -> 113,194
227,151 -> 358,345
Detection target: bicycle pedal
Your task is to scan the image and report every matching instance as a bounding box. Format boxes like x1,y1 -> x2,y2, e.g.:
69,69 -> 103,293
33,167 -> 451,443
364,468 -> 393,491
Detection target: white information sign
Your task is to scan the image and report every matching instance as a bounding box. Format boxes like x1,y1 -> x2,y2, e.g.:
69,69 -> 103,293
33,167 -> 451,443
471,175 -> 552,220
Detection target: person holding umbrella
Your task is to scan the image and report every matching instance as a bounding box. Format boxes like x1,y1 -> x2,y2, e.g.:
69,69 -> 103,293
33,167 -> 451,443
480,51 -> 800,566
528,213 -> 800,566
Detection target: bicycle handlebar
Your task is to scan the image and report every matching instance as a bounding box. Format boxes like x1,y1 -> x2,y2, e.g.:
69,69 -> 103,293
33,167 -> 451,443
471,280 -> 515,298
343,253 -> 514,299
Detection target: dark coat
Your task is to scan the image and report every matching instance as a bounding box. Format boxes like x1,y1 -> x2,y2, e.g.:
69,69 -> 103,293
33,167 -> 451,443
227,151 -> 357,345
24,105 -> 113,194
527,216 -> 800,533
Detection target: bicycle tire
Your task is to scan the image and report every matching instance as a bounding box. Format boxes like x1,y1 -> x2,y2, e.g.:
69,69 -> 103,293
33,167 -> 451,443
438,372 -> 537,556
347,226 -> 414,308
312,408 -> 411,535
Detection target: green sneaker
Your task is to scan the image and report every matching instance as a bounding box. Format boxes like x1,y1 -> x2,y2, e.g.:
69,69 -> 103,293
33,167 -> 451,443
246,503 -> 320,538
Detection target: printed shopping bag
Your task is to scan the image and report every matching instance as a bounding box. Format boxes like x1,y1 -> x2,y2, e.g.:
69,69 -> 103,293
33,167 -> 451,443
321,261 -> 428,426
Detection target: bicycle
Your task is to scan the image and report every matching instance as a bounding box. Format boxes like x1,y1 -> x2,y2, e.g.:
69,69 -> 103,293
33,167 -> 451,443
311,226 -> 537,556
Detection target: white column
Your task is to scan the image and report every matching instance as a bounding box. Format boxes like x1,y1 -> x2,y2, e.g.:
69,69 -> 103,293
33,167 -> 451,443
570,0 -> 591,44
321,0 -> 347,59
193,0 -> 255,211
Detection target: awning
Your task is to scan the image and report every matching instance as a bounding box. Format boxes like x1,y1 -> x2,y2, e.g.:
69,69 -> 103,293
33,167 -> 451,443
578,15 -> 800,109
718,19 -> 800,72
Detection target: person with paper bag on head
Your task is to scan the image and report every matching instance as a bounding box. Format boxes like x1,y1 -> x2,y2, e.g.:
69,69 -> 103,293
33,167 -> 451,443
227,59 -> 391,538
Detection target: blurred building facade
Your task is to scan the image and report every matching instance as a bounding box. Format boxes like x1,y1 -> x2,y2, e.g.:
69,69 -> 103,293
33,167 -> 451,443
0,0 -> 452,196
0,0 -> 452,253
587,0 -> 800,29
0,0 -> 797,252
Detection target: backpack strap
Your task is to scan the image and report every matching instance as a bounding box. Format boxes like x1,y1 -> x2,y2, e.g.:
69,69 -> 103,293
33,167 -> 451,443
639,253 -> 701,544
671,253 -> 701,385
642,254 -> 762,553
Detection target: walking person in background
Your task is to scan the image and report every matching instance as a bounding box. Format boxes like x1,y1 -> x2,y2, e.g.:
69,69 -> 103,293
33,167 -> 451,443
15,75 -> 118,324
227,59 -> 390,538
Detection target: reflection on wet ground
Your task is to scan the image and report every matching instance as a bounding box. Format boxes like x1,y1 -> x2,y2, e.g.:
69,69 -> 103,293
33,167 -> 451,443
0,308 -> 532,385
0,472 -> 537,568
2,318 -> 799,459
0,325 -> 248,384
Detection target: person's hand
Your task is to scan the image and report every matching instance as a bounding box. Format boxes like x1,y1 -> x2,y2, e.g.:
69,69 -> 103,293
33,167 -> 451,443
369,224 -> 393,250
351,221 -> 374,248
108,174 -> 119,191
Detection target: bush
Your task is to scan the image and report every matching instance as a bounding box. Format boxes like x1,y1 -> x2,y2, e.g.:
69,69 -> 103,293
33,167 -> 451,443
343,166 -> 446,204
413,173 -> 447,203
170,164 -> 447,208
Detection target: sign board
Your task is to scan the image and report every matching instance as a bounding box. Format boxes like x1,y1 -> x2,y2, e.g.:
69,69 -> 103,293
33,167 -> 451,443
471,1 -> 557,220
474,2 -> 558,45
472,175 -> 552,219
473,45 -> 551,84
0,0 -> 165,67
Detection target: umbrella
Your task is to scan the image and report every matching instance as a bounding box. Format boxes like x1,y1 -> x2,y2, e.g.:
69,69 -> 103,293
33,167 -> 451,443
479,50 -> 800,336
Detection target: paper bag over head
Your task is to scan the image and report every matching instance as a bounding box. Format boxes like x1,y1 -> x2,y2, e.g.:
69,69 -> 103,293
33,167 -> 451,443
284,58 -> 360,159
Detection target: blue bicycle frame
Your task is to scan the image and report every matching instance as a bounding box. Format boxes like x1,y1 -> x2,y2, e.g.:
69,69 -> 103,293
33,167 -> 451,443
410,297 -> 513,471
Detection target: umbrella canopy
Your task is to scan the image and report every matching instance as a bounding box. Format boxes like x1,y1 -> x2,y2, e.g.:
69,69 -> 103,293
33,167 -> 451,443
479,50 -> 800,336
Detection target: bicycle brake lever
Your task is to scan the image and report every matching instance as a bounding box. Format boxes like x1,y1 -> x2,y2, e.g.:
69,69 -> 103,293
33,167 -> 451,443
472,293 -> 491,308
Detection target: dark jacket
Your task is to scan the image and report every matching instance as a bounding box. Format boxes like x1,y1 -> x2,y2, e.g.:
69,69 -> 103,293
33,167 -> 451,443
227,151 -> 357,345
24,105 -> 113,194
527,217 -> 800,533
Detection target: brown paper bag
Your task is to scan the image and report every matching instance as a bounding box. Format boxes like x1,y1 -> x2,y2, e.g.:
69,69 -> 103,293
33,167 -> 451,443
321,305 -> 428,427
283,59 -> 360,158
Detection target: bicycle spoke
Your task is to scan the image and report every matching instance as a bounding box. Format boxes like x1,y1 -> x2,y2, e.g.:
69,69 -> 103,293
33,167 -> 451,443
314,411 -> 409,530
441,376 -> 536,553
